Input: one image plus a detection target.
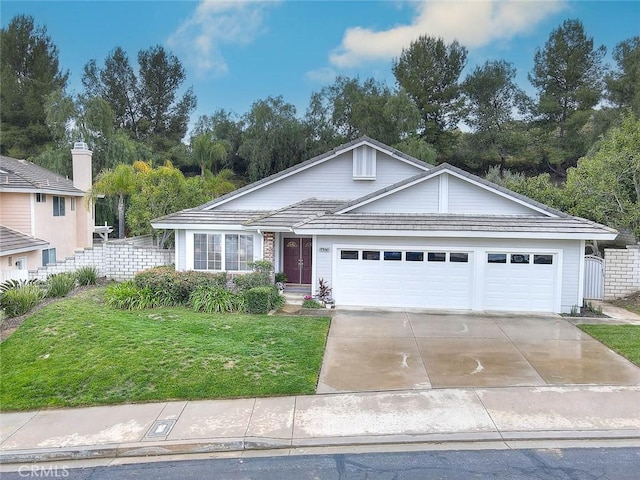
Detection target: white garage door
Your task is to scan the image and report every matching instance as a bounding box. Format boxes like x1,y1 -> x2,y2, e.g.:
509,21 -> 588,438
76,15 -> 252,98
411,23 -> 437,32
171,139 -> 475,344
334,248 -> 474,309
483,252 -> 558,312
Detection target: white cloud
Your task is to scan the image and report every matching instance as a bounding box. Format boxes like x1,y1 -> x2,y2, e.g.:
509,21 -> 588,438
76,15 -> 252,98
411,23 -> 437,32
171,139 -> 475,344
329,0 -> 567,68
167,0 -> 279,76
305,67 -> 339,84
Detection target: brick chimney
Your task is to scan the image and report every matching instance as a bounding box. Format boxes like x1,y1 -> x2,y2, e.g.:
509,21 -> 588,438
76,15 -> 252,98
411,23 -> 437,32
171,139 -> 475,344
71,142 -> 94,247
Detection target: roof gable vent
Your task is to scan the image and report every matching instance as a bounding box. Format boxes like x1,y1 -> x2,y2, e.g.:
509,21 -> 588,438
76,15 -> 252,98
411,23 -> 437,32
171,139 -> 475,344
353,145 -> 376,180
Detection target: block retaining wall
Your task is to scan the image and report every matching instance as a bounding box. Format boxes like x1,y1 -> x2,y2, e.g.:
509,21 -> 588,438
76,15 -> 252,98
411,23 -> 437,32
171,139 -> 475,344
604,245 -> 640,300
29,242 -> 175,282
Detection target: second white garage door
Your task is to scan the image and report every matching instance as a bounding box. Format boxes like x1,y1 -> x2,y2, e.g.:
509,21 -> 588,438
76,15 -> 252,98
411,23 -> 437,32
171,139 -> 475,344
334,248 -> 474,309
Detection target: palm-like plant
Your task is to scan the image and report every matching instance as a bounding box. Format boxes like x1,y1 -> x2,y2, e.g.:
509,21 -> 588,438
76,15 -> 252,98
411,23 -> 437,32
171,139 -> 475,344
90,163 -> 138,238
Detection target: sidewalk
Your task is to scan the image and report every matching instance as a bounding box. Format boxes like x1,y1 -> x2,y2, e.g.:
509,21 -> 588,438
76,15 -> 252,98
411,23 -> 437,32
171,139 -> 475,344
2,385 -> 640,464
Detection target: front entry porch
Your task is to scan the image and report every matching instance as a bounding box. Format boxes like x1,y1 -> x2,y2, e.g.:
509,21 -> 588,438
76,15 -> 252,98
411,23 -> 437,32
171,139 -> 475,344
282,237 -> 313,285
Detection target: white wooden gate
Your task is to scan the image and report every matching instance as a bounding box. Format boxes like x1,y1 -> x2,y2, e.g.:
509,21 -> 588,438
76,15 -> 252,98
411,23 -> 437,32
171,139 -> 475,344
584,255 -> 604,300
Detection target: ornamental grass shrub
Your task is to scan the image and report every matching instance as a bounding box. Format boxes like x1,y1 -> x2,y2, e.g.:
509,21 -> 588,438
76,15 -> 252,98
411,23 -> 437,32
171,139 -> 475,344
0,283 -> 46,317
76,266 -> 99,286
189,286 -> 245,314
105,281 -> 156,310
46,272 -> 77,298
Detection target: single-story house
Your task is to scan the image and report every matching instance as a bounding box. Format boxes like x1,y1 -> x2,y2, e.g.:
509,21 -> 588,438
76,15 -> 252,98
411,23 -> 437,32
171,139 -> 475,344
152,136 -> 617,314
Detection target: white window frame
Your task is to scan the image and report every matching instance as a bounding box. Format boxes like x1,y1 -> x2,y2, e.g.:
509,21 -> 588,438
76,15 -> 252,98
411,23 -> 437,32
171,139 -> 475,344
191,232 -> 255,272
353,145 -> 376,180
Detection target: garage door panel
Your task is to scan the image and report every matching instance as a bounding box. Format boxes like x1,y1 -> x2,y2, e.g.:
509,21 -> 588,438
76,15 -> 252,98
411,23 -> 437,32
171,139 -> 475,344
483,257 -> 557,312
335,249 -> 473,309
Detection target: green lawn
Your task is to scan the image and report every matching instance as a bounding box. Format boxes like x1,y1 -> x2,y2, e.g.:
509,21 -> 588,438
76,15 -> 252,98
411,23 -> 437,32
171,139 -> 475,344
0,288 -> 330,411
579,324 -> 640,367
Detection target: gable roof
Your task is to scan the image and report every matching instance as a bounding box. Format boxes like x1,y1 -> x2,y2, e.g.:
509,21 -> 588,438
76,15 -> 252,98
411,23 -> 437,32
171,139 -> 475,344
0,156 -> 84,196
333,163 -> 567,218
198,136 -> 432,211
0,226 -> 49,256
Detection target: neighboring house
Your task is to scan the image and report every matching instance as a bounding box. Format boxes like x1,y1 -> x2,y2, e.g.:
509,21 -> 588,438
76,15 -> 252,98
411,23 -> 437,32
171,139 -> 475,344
0,143 -> 94,279
152,136 -> 617,314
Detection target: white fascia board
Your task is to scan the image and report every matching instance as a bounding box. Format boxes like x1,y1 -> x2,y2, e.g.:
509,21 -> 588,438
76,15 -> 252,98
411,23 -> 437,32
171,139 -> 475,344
0,187 -> 85,196
242,225 -> 293,232
293,228 -> 618,240
151,223 -> 248,231
1,245 -> 48,256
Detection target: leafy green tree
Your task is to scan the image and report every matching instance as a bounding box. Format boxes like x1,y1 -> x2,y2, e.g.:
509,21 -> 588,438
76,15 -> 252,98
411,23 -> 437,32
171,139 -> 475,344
238,96 -> 307,181
192,110 -> 245,175
606,36 -> 640,115
393,35 -> 468,157
137,45 -> 197,151
528,19 -> 606,176
82,45 -> 196,153
90,163 -> 138,239
306,76 -> 420,148
191,133 -> 228,176
565,113 -> 640,237
393,136 -> 437,164
461,60 -> 530,173
127,164 -> 212,247
0,15 -> 69,158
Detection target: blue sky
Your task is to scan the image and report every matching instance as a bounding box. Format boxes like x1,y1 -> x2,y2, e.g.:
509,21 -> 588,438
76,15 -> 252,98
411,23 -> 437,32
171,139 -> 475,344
2,0 -> 639,132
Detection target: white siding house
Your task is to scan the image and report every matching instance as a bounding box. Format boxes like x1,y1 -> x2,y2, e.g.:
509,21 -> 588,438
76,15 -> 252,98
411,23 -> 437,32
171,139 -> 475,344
153,136 -> 617,314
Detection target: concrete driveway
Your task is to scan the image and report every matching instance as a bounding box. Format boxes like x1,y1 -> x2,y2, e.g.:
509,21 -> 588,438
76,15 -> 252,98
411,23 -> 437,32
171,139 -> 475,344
317,310 -> 640,393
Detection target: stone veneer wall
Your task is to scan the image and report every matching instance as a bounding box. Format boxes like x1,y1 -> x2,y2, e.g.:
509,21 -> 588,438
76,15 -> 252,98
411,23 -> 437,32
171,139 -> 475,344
29,241 -> 174,281
604,245 -> 640,300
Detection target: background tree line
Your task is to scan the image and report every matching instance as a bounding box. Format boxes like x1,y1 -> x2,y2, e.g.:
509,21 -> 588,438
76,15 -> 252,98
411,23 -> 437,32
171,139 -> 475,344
1,14 -> 639,240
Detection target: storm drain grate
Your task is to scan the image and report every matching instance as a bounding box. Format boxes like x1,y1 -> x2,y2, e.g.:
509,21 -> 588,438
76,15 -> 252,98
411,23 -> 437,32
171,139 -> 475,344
145,419 -> 176,438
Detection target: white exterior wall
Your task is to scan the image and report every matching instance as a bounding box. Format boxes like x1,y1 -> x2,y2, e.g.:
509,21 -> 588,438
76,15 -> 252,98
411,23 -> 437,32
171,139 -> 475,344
353,179 -> 439,213
218,151 -> 426,210
314,235 -> 582,313
175,229 -> 187,271
447,176 -> 543,215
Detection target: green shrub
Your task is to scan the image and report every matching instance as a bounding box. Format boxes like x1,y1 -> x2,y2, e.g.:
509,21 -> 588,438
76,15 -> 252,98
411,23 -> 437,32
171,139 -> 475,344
105,281 -> 155,310
189,286 -> 244,314
302,299 -> 323,309
249,260 -> 273,274
244,286 -> 283,314
46,272 -> 77,298
134,267 -> 228,306
0,284 -> 46,317
274,272 -> 287,283
233,272 -> 270,292
76,266 -> 98,286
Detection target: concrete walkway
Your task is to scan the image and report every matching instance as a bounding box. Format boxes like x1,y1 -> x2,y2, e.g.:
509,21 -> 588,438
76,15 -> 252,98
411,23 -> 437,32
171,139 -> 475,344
2,386 -> 640,464
2,302 -> 640,465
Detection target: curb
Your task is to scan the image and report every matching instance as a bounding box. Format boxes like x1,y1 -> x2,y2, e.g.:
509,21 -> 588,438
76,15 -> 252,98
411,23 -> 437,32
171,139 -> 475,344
3,430 -> 640,464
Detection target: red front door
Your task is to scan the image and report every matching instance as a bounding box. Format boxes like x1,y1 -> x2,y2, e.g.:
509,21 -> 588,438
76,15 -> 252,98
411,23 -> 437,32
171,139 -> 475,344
283,237 -> 312,284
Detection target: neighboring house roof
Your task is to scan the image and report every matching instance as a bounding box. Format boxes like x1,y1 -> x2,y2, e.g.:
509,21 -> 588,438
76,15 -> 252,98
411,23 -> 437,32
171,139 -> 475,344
0,155 -> 84,196
0,226 -> 49,256
198,136 -> 432,211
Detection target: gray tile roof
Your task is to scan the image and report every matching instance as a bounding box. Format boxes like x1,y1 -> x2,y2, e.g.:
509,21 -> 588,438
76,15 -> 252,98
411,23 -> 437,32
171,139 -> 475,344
197,136 -> 432,210
152,208 -> 269,227
244,199 -> 346,228
0,156 -> 84,195
293,213 -> 617,236
0,226 -> 49,255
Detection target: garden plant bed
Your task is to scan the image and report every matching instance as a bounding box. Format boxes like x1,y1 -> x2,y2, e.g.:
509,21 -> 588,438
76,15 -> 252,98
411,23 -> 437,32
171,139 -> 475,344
610,291 -> 640,316
0,287 -> 330,411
